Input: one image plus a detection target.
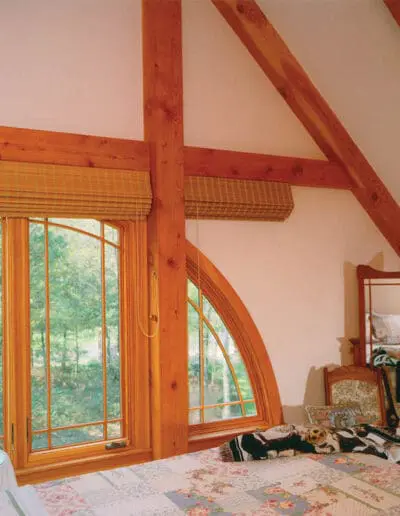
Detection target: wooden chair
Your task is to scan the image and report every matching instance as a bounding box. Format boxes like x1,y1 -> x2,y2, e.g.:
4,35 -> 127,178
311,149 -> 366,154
324,365 -> 386,426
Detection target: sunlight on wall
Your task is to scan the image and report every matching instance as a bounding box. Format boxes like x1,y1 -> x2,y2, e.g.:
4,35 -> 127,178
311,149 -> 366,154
187,188 -> 400,423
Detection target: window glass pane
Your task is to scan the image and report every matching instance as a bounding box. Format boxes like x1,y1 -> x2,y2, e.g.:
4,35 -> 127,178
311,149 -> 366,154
203,297 -> 254,401
30,223 -> 48,432
29,219 -> 123,451
188,281 -> 257,425
106,244 -> 121,420
244,401 -> 257,416
189,410 -> 200,425
52,425 -> 104,448
32,433 -> 48,451
203,323 -> 240,405
188,304 -> 201,408
107,422 -> 122,440
49,225 -> 103,427
187,280 -> 199,305
49,219 -> 101,237
204,404 -> 242,423
104,225 -> 119,245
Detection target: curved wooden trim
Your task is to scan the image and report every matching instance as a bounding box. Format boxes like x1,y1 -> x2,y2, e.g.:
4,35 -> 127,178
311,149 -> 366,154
357,265 -> 400,280
385,0 -> 400,28
186,241 -> 283,432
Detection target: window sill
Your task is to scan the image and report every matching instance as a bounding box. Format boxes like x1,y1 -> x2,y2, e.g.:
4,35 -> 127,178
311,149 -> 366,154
16,448 -> 152,485
188,422 -> 268,452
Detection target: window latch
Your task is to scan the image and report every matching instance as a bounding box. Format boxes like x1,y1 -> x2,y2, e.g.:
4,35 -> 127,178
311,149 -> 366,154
105,441 -> 127,450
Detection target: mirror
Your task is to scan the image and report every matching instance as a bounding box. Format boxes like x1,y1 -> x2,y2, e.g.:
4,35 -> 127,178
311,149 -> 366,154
357,265 -> 400,426
358,267 -> 400,365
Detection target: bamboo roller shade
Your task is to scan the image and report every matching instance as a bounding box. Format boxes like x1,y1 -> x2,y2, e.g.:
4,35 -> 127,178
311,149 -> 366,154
0,162 -> 293,221
184,177 -> 294,221
0,161 -> 152,219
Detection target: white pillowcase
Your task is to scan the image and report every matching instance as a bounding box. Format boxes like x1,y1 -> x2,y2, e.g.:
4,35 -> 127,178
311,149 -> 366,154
371,312 -> 400,344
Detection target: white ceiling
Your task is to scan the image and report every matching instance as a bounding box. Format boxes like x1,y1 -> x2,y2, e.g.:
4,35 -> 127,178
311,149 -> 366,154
0,0 -> 398,205
258,0 -> 400,203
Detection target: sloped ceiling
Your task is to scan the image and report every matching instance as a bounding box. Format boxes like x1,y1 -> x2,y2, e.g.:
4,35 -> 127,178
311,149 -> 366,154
0,0 -> 399,208
182,0 -> 324,159
257,0 -> 400,204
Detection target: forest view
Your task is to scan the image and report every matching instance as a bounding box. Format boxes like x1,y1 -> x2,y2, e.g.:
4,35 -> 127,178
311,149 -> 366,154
29,219 -> 122,450
187,280 -> 256,424
0,221 -> 257,451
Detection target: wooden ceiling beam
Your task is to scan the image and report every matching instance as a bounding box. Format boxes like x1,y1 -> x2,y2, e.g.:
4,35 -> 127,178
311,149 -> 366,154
384,0 -> 400,27
212,0 -> 400,256
0,126 -> 350,189
0,125 -> 149,171
142,0 -> 188,459
185,146 -> 351,189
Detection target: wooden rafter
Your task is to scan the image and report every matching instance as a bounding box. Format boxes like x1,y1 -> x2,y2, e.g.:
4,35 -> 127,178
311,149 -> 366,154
385,0 -> 400,26
142,0 -> 188,459
212,0 -> 400,256
0,126 -> 149,171
185,146 -> 351,189
0,126 -> 351,189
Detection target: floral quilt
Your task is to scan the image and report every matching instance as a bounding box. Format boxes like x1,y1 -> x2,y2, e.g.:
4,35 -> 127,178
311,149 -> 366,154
35,447 -> 400,515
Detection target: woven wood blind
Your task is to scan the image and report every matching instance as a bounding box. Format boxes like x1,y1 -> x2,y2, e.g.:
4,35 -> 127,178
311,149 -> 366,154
184,177 -> 294,221
0,161 -> 152,219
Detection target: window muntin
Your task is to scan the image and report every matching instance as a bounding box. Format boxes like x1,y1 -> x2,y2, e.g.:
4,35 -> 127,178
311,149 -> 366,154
29,219 -> 123,451
188,279 -> 256,424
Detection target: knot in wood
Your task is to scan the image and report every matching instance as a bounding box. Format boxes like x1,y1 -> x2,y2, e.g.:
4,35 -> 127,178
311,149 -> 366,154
167,257 -> 177,268
292,164 -> 303,177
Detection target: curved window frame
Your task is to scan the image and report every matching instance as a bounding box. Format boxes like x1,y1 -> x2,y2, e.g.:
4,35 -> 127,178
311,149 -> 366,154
186,241 -> 282,443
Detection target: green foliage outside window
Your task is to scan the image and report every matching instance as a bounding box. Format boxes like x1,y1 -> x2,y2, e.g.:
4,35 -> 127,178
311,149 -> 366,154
29,220 -> 121,449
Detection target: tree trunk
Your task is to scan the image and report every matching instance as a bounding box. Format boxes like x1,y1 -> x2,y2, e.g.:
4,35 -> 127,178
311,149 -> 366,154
106,328 -> 111,364
75,327 -> 79,375
222,330 -> 230,419
62,329 -> 67,372
41,329 -> 46,367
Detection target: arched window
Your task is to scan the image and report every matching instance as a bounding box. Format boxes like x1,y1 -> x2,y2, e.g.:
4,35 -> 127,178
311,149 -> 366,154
188,279 -> 256,424
186,242 -> 282,435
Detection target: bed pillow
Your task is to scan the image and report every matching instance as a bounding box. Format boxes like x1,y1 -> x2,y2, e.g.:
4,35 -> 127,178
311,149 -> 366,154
371,312 -> 400,344
305,404 -> 370,428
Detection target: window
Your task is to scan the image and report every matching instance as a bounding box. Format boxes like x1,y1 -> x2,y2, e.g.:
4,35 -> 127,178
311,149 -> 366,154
186,241 -> 281,436
0,216 -> 280,479
29,219 -> 123,451
188,279 -> 256,424
0,218 -> 150,483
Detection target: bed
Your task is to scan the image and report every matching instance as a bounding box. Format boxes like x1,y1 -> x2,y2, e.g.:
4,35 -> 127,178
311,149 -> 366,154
31,446 -> 400,515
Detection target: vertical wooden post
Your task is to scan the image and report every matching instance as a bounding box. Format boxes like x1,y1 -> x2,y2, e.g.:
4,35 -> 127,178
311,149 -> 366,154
142,0 -> 188,458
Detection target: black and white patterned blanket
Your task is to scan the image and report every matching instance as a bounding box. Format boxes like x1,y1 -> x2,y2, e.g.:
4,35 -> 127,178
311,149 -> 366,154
220,424 -> 400,464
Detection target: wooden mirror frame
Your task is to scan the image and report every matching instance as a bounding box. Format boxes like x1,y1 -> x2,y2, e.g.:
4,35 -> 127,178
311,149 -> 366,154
354,265 -> 400,366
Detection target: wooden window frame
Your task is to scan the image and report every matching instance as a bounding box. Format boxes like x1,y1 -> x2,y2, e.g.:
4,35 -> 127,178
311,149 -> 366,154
1,219 -> 151,484
186,241 -> 282,450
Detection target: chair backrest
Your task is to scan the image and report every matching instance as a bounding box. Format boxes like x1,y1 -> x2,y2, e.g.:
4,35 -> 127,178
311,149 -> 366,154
324,365 -> 386,426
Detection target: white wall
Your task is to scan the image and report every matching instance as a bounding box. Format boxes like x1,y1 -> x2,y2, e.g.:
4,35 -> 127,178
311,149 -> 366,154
0,0 -> 143,139
0,0 -> 399,423
258,0 -> 400,203
187,188 -> 400,422
182,0 -> 323,158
